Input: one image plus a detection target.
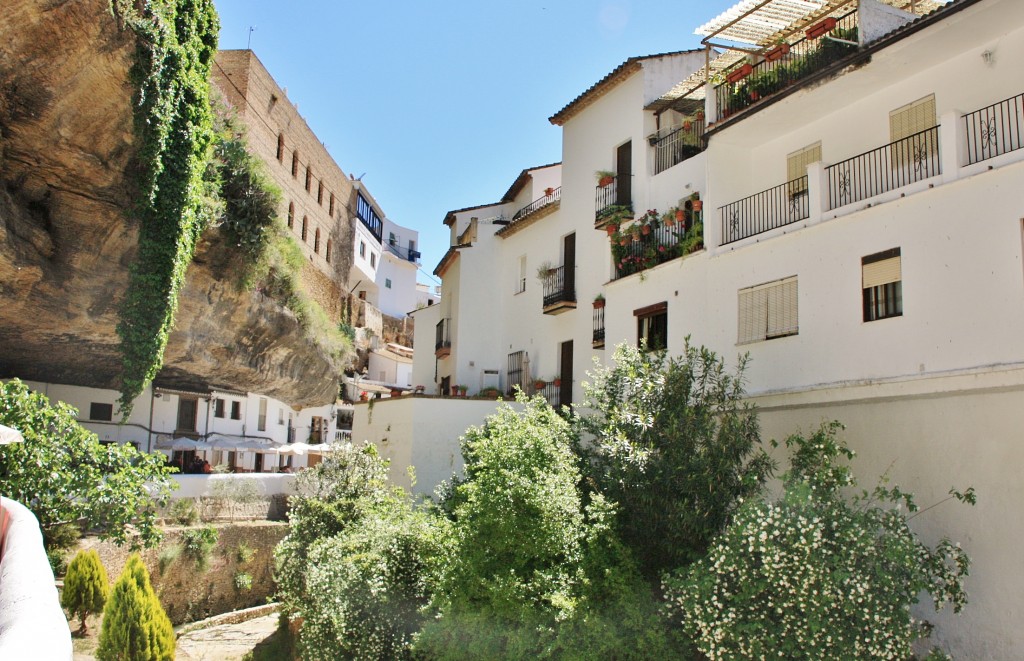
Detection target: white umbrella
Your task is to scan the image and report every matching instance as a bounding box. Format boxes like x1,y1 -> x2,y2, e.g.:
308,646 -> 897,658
280,442 -> 315,456
0,424 -> 24,445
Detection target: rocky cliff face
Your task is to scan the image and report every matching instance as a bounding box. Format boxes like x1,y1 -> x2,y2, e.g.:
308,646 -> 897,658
0,0 -> 341,407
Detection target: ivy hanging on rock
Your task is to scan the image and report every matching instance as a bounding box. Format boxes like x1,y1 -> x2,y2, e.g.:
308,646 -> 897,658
111,0 -> 220,415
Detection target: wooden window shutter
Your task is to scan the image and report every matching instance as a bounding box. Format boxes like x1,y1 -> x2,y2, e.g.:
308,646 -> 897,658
766,276 -> 798,338
889,95 -> 936,141
787,142 -> 822,185
738,277 -> 798,343
863,250 -> 902,288
737,285 -> 768,344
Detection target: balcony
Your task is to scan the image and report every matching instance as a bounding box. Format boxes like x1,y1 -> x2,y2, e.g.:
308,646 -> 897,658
434,318 -> 451,358
385,241 -> 420,263
964,91 -> 1024,166
356,193 -> 383,243
720,177 -> 809,246
714,10 -> 858,122
611,207 -> 704,280
512,187 -> 561,222
542,265 -> 576,314
653,119 -> 706,175
825,127 -> 940,210
595,175 -> 631,228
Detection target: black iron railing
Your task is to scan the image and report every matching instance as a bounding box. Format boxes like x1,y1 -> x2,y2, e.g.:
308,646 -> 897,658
612,218 -> 701,279
534,379 -> 570,408
385,242 -> 420,263
542,265 -> 575,308
595,176 -> 631,221
826,126 -> 941,210
720,177 -> 809,245
513,187 -> 561,222
654,121 -> 706,174
592,305 -> 605,346
715,9 -> 858,120
964,92 -> 1024,165
434,318 -> 451,354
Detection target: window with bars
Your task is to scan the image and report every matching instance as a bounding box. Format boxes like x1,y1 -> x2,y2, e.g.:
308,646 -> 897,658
737,276 -> 799,344
787,142 -> 821,196
863,248 -> 902,322
507,350 -> 525,395
258,397 -> 267,431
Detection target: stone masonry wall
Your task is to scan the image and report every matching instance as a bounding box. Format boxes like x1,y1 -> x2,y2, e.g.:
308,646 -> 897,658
80,522 -> 288,626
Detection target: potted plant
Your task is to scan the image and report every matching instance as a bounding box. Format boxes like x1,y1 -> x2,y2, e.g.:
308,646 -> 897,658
553,377 -> 562,387
544,186 -> 555,197
764,42 -> 790,62
458,385 -> 468,397
534,378 -> 547,390
536,260 -> 554,283
593,294 -> 606,308
450,385 -> 459,397
596,170 -> 615,187
606,223 -> 619,236
695,109 -> 705,121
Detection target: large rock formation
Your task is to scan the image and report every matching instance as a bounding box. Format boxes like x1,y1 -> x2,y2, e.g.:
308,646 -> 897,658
0,0 -> 340,406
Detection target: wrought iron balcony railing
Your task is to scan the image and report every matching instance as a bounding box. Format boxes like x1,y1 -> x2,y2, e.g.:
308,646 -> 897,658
964,91 -> 1024,166
542,265 -> 575,309
595,175 -> 631,223
653,120 -> 706,175
513,187 -> 561,222
826,126 -> 940,210
720,176 -> 809,245
434,318 -> 451,357
592,305 -> 605,348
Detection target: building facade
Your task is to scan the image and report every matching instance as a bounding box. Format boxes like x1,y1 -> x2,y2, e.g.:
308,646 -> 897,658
375,1 -> 1024,656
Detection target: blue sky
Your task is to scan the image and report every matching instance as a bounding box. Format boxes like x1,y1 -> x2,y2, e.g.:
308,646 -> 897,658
214,0 -> 738,285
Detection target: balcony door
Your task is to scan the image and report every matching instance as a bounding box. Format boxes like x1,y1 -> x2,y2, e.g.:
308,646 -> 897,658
563,233 -> 576,300
616,141 -> 632,206
559,340 -> 574,408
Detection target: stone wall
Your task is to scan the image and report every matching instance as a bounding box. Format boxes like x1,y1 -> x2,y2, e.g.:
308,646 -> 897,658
80,522 -> 288,626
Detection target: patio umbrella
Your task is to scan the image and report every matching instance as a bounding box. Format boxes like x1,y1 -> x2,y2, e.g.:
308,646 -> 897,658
0,424 -> 24,445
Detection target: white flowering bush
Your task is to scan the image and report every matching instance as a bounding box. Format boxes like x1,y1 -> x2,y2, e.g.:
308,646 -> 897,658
664,422 -> 973,661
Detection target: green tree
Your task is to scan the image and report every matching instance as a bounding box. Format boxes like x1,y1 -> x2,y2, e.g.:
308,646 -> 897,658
417,395 -> 678,660
575,342 -> 774,579
61,549 -> 110,634
664,422 -> 973,660
0,379 -> 176,550
97,554 -> 175,661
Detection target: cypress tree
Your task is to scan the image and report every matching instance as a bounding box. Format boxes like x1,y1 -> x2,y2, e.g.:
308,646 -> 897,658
61,549 -> 110,634
97,554 -> 175,661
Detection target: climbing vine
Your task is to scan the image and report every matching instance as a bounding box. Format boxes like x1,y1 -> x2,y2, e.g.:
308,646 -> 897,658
111,0 -> 220,414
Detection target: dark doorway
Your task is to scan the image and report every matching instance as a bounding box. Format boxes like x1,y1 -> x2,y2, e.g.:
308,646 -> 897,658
177,397 -> 198,433
563,233 -> 576,300
616,141 -> 632,206
559,340 -> 574,408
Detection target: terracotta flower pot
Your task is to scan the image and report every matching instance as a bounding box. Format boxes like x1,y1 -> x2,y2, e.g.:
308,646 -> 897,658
692,200 -> 703,212
606,224 -> 618,236
676,209 -> 685,222
598,176 -> 614,187
641,224 -> 651,235
593,299 -> 605,309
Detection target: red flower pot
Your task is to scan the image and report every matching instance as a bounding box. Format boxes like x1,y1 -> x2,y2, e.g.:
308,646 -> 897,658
806,17 -> 837,40
641,224 -> 651,235
764,43 -> 790,62
692,200 -> 703,212
675,209 -> 685,222
726,63 -> 753,84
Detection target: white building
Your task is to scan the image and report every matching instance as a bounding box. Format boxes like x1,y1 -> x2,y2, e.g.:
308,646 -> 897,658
370,0 -> 1024,656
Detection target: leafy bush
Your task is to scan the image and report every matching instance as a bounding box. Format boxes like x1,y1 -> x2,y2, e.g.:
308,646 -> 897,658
236,541 -> 256,564
209,476 -> 262,521
157,544 -> 181,576
575,342 -> 774,579
61,549 -> 110,634
97,554 -> 175,661
664,422 -> 973,661
234,572 -> 253,591
168,498 -> 199,526
0,379 -> 175,550
180,525 -> 219,571
416,395 -> 678,660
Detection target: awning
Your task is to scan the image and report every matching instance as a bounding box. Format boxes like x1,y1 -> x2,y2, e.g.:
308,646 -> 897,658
0,424 -> 24,445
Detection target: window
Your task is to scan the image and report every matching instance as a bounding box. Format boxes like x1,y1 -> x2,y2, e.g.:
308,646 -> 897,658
890,94 -> 937,169
305,166 -> 312,192
385,278 -> 392,289
862,248 -> 902,321
359,241 -> 366,258
291,151 -> 299,177
314,228 -> 321,254
276,133 -> 284,162
214,398 -> 225,418
329,193 -> 335,216
370,253 -> 376,269
389,232 -> 396,246
787,142 -> 821,195
317,182 -> 324,205
409,239 -> 416,252
326,239 -> 332,264
230,400 -> 241,420
737,276 -> 799,344
257,397 -> 267,432
301,216 -> 308,242
516,255 -> 527,293
635,302 -> 668,351
177,397 -> 198,432
507,350 -> 525,395
287,202 -> 294,228
278,407 -> 285,425
89,402 -> 113,421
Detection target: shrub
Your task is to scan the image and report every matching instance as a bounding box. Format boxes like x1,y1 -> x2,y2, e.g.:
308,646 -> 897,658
0,379 -> 175,551
180,526 -> 219,571
97,554 -> 175,661
236,541 -> 256,564
664,422 -> 973,661
168,498 -> 199,526
416,395 -> 678,660
61,549 -> 110,634
157,544 -> 181,576
234,572 -> 253,591
575,341 -> 774,579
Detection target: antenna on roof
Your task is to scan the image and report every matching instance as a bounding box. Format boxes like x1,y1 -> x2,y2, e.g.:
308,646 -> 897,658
247,26 -> 256,50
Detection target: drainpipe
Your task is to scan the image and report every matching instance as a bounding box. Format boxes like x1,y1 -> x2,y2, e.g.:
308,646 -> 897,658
146,387 -> 155,453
